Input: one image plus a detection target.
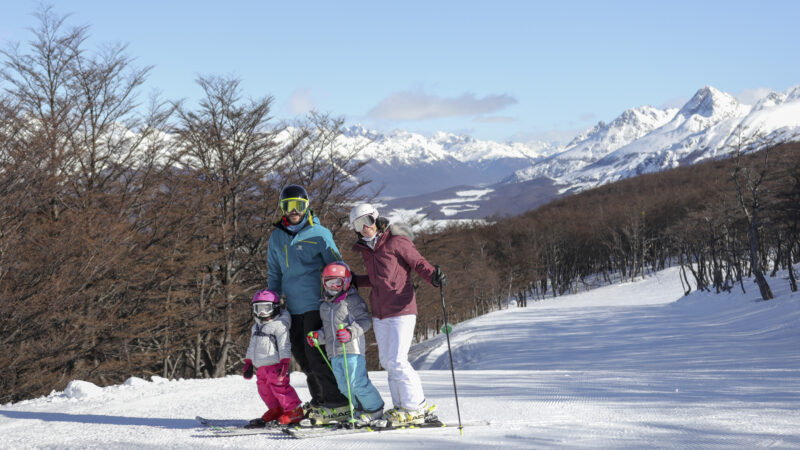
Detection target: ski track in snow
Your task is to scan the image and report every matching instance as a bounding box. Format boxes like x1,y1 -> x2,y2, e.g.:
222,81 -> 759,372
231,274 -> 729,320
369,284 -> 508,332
2,267 -> 800,448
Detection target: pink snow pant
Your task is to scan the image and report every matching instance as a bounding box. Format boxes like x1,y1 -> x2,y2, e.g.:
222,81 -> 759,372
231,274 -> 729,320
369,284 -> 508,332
256,364 -> 301,411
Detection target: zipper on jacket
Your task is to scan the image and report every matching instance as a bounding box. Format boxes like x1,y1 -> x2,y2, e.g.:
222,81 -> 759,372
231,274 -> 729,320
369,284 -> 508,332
330,305 -> 337,356
284,244 -> 288,268
371,249 -> 382,319
355,239 -> 383,319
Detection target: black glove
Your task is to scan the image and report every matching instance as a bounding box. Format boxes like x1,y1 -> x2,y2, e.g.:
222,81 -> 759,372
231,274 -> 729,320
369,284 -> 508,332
432,265 -> 447,287
243,359 -> 254,379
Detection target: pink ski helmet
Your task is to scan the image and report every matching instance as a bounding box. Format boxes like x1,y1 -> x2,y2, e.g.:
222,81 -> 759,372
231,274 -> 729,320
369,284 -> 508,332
252,289 -> 280,304
252,290 -> 280,322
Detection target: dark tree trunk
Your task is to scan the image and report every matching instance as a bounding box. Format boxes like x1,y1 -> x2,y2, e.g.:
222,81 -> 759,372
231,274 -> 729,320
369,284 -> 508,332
748,209 -> 773,300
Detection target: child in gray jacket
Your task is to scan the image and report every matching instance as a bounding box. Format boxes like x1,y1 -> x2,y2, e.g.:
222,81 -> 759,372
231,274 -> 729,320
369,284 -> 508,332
243,290 -> 303,427
306,262 -> 384,425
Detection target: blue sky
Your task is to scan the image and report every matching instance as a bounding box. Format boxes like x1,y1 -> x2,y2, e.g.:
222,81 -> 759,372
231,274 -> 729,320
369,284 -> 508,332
2,1 -> 799,143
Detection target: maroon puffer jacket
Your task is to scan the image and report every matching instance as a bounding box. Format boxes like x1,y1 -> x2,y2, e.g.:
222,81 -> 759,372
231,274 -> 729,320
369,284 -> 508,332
352,222 -> 436,319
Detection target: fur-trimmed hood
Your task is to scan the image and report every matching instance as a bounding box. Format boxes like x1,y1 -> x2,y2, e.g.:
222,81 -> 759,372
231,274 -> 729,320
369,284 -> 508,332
354,217 -> 415,245
388,222 -> 414,241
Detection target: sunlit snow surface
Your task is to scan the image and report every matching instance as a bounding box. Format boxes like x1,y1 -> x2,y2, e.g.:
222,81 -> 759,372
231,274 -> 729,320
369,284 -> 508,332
384,189 -> 495,225
2,267 -> 799,448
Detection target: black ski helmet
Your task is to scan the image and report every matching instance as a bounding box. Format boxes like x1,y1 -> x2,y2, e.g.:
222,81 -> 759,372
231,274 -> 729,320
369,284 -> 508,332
279,184 -> 310,215
280,184 -> 309,202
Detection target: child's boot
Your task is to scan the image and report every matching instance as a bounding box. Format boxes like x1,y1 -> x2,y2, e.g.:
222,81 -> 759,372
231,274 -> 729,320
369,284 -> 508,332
245,407 -> 283,428
278,406 -> 304,425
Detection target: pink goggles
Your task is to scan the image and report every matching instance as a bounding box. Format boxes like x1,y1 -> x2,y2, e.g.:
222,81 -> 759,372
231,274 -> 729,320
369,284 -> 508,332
323,277 -> 344,290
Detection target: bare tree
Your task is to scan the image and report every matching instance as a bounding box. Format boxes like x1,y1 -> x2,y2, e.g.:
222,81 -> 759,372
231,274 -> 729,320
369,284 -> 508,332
0,5 -> 87,221
770,143 -> 800,292
281,110 -> 373,235
729,126 -> 774,300
0,5 -> 176,402
174,74 -> 287,377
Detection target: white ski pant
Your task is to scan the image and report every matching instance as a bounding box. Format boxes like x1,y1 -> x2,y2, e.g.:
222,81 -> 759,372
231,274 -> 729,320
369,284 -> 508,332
372,314 -> 425,410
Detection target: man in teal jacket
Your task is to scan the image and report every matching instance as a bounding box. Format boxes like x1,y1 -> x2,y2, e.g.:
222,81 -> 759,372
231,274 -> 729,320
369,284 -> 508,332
267,185 -> 349,417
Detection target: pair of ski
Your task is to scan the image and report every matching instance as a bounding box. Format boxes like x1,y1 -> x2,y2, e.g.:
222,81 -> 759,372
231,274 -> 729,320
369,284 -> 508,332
196,415 -> 485,439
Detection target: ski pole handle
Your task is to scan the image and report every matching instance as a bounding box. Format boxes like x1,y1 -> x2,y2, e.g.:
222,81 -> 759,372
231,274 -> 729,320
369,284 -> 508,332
308,331 -> 333,372
335,323 -> 353,344
307,331 -> 321,347
338,324 -> 356,425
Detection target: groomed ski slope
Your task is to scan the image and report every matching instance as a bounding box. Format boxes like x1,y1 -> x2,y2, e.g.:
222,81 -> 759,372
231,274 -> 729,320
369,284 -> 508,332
1,267 -> 799,448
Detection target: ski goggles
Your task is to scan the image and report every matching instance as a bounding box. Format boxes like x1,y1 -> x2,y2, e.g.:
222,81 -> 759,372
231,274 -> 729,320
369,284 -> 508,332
352,214 -> 376,231
280,198 -> 308,215
253,302 -> 278,316
323,277 -> 344,290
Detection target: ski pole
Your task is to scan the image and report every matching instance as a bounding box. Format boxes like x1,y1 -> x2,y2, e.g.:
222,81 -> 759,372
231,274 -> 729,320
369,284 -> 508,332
308,331 -> 334,372
437,272 -> 463,435
338,324 -> 357,427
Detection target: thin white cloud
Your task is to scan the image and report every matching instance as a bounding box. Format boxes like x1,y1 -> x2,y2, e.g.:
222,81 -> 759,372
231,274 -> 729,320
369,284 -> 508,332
735,87 -> 772,105
289,88 -> 315,114
367,90 -> 517,121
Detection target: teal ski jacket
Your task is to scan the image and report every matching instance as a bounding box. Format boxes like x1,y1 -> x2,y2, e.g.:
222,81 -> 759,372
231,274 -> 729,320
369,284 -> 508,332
267,212 -> 342,315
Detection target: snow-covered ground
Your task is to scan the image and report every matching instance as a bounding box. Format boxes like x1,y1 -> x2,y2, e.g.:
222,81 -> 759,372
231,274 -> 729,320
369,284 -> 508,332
2,267 -> 799,448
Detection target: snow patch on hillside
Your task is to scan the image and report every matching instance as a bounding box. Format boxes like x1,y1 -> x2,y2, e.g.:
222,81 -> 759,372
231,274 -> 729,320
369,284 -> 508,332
511,85 -> 800,195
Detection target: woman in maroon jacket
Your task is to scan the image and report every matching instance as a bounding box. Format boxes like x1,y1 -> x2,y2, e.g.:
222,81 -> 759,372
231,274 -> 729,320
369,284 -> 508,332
349,203 -> 447,425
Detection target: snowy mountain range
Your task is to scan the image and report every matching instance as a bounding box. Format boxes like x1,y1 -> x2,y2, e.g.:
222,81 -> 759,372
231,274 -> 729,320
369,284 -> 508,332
342,127 -> 558,198
345,84 -> 800,223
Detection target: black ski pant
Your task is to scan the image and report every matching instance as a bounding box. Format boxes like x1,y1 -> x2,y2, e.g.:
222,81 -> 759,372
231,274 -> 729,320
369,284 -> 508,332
290,311 -> 349,408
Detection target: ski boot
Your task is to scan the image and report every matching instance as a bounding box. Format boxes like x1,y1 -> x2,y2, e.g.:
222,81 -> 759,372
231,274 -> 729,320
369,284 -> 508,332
422,403 -> 441,424
303,404 -> 352,426
301,399 -> 321,418
278,405 -> 304,425
245,407 -> 282,428
355,408 -> 387,428
385,403 -> 438,426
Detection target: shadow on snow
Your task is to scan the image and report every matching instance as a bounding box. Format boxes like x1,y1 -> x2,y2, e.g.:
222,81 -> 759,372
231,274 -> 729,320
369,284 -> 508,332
0,410 -> 197,429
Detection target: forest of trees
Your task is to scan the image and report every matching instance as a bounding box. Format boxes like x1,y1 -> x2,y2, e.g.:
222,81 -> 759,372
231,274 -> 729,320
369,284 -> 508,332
407,141 -> 800,351
2,8 -> 798,403
0,8 -> 373,402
